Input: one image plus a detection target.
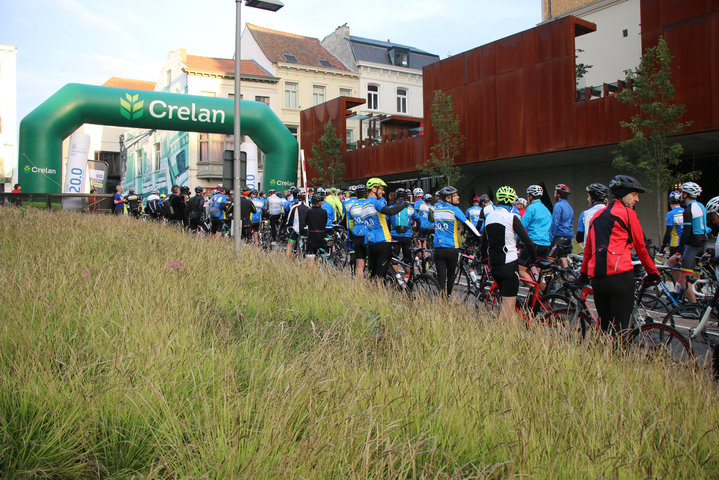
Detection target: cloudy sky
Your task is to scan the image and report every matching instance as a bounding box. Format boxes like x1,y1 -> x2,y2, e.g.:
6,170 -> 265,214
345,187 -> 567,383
2,0 -> 541,121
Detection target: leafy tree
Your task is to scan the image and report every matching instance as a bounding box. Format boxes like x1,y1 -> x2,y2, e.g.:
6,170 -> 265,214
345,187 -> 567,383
308,120 -> 345,187
612,37 -> 694,240
417,90 -> 464,186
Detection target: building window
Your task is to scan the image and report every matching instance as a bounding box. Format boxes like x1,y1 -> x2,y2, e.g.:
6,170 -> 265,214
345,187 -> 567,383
397,88 -> 407,113
166,70 -> 171,87
622,29 -> 629,37
283,54 -> 299,63
286,125 -> 298,139
285,82 -> 298,108
340,88 -> 352,98
389,48 -> 409,68
153,142 -> 161,171
255,96 -> 270,106
313,85 -> 325,106
367,84 -> 378,110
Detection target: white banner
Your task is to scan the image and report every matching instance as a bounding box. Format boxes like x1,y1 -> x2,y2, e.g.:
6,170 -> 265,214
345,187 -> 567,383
63,132 -> 91,210
241,142 -> 258,191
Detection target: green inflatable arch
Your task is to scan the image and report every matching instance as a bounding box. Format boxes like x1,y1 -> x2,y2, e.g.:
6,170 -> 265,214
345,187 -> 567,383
18,83 -> 298,194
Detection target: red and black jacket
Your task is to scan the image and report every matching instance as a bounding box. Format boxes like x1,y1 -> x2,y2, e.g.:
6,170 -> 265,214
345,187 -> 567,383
580,200 -> 658,278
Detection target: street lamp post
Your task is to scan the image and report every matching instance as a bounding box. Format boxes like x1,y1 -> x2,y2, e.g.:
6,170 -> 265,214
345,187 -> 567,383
233,0 -> 284,254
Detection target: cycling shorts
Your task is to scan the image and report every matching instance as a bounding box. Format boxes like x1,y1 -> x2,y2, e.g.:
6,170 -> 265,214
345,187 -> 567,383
352,234 -> 366,259
519,245 -> 549,267
251,222 -> 261,232
549,236 -> 572,259
417,228 -> 433,240
491,261 -> 520,297
681,244 -> 704,273
288,229 -> 300,243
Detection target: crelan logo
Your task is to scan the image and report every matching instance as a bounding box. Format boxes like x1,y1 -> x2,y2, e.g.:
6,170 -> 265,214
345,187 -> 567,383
120,93 -> 144,120
26,165 -> 57,175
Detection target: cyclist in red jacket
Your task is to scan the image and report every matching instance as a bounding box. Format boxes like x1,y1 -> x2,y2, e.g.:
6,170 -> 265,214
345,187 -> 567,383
576,175 -> 660,334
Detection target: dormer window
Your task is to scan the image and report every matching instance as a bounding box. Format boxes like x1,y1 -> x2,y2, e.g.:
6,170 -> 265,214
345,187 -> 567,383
318,59 -> 334,68
388,47 -> 409,67
283,54 -> 299,63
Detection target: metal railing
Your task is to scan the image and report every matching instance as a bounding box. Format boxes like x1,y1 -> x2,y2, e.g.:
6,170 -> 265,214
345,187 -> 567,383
0,192 -> 116,212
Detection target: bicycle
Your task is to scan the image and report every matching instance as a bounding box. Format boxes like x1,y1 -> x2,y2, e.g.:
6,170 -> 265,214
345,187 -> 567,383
479,273 -> 564,327
384,255 -> 442,297
663,280 -> 719,379
550,282 -> 692,365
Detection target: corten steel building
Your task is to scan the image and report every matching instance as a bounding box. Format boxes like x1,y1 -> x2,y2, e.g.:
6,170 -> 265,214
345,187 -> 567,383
300,0 -> 719,241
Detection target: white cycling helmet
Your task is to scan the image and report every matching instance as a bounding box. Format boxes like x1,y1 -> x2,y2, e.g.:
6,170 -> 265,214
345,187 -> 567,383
706,196 -> 719,214
526,185 -> 543,197
681,182 -> 702,198
413,187 -> 424,197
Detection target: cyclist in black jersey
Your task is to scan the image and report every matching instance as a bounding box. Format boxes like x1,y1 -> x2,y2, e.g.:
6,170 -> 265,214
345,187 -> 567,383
303,193 -> 329,261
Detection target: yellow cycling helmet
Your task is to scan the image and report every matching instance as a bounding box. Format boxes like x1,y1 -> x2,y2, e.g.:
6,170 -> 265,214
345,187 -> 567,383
366,177 -> 387,189
496,186 -> 517,205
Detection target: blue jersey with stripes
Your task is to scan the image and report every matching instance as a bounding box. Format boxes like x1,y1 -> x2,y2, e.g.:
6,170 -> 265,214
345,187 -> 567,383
414,199 -> 434,229
347,198 -> 366,237
321,201 -> 335,228
465,205 -> 482,227
433,201 -> 468,249
250,198 -> 264,222
361,197 -> 391,245
666,206 -> 684,248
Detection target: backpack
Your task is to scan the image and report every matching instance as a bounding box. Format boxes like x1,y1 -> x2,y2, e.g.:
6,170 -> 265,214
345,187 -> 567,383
209,195 -> 223,219
394,207 -> 411,233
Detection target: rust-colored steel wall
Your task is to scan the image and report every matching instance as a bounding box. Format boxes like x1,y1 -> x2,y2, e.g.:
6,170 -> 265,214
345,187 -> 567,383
300,97 -> 352,186
300,0 -> 718,181
422,1 -> 718,166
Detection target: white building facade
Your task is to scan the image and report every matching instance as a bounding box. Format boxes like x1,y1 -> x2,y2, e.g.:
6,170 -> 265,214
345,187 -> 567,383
0,45 -> 18,186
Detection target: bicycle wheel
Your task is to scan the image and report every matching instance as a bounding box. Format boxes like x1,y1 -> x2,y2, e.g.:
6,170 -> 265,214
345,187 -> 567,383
478,286 -> 501,315
638,291 -> 672,315
627,323 -> 694,366
633,294 -> 672,328
408,273 -> 441,297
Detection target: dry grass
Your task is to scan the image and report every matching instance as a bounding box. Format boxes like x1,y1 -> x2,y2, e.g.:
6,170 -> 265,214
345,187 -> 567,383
1,206 -> 717,479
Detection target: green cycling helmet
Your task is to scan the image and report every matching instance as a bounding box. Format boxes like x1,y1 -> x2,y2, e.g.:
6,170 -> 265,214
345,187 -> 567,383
496,186 -> 517,205
366,177 -> 387,189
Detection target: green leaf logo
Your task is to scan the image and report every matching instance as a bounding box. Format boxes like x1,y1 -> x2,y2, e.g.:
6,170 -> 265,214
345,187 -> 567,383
270,179 -> 276,185
120,93 -> 144,120
24,165 -> 30,172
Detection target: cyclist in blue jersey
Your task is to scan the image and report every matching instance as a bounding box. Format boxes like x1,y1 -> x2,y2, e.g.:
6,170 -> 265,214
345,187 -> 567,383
518,184 -> 553,283
249,190 -> 265,244
661,190 -> 684,257
549,183 -> 574,266
414,191 -> 434,250
465,197 -> 483,228
390,188 -> 416,282
673,182 -> 710,306
433,186 -> 481,295
316,188 -> 335,236
477,194 -> 495,232
348,185 -> 369,277
576,183 -> 608,246
361,177 -> 409,279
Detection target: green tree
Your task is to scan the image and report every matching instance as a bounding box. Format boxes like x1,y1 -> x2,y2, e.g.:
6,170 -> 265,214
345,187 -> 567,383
417,90 -> 464,186
612,37 -> 694,240
308,120 -> 345,187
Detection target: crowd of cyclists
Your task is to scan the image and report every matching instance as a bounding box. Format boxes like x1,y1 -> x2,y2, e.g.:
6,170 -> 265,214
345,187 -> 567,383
113,174 -> 719,343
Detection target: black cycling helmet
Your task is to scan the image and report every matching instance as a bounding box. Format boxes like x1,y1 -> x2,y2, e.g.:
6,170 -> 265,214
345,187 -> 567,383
395,188 -> 407,198
479,193 -> 491,204
355,185 -> 368,198
194,186 -> 204,193
291,187 -> 301,197
438,186 -> 458,200
311,193 -> 324,205
586,183 -> 608,202
609,175 -> 645,197
250,189 -> 258,196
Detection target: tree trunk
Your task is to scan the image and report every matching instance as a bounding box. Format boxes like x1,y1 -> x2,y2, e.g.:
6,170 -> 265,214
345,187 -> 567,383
655,171 -> 663,245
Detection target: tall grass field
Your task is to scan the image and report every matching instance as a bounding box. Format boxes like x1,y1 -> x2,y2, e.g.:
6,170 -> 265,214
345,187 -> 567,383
1,206 -> 717,479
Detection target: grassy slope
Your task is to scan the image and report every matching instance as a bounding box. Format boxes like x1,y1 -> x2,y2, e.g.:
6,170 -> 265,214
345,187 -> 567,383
1,206 -> 717,479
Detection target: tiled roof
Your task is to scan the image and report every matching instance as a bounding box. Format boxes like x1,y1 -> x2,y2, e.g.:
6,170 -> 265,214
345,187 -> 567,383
103,77 -> 156,91
247,24 -> 350,72
183,54 -> 275,79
